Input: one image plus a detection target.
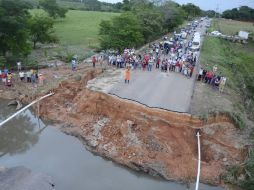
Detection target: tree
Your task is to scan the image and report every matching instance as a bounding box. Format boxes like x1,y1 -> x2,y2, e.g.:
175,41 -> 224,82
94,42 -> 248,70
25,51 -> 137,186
0,0 -> 32,57
39,0 -> 68,18
160,1 -> 186,32
135,8 -> 164,42
99,13 -> 144,51
29,14 -> 58,49
222,6 -> 254,21
182,3 -> 202,19
122,0 -> 131,11
99,0 -> 189,50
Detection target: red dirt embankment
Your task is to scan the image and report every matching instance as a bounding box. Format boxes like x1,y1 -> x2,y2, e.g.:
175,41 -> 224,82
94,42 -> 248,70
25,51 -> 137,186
39,69 -> 247,184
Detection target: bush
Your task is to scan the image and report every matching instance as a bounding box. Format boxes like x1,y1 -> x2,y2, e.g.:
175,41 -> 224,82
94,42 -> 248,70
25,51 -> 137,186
223,149 -> 254,190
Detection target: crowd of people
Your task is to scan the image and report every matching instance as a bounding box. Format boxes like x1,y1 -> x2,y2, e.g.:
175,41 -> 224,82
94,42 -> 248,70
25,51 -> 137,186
95,27 -> 199,83
0,69 -> 13,87
0,62 -> 45,88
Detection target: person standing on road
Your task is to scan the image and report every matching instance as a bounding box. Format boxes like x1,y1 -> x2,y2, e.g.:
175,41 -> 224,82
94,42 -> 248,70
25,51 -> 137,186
155,47 -> 159,56
17,61 -> 22,71
71,59 -> 77,71
19,71 -> 25,81
92,56 -> 96,68
124,66 -> 131,84
198,68 -> 203,81
148,58 -> 153,71
219,77 -> 227,93
99,55 -> 103,67
156,57 -> 160,69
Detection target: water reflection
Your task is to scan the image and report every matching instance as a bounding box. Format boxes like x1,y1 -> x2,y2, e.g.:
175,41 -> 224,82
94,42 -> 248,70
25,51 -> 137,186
0,99 -> 224,190
0,99 -> 40,156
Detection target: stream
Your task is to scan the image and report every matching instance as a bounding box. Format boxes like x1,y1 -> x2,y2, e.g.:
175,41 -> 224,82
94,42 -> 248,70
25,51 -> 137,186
0,99 -> 224,190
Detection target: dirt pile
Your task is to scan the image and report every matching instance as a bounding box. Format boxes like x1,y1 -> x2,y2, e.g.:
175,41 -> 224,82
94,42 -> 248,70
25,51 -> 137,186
39,69 -> 247,184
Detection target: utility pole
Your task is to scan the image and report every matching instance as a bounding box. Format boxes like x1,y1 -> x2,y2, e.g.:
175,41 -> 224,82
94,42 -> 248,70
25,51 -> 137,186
216,4 -> 219,19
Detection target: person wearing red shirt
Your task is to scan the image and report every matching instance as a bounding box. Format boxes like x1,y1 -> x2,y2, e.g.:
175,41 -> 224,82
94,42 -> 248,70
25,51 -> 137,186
92,56 -> 96,68
156,57 -> 160,69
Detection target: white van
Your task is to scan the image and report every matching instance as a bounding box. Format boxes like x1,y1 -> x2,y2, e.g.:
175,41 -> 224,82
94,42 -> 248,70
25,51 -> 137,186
191,37 -> 201,51
181,32 -> 187,39
193,32 -> 200,38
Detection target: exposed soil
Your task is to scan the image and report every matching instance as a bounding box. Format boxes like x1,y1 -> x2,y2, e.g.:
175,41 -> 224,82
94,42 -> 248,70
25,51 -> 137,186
38,69 -> 248,185
0,60 -> 95,100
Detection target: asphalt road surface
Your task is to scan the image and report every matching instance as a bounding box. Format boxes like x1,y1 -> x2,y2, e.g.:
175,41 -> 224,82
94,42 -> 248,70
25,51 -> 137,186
109,19 -> 209,113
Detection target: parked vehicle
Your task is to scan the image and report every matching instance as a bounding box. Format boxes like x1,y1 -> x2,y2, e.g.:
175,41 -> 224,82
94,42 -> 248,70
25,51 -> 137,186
211,31 -> 222,36
181,32 -> 187,39
190,37 -> 201,51
164,41 -> 174,49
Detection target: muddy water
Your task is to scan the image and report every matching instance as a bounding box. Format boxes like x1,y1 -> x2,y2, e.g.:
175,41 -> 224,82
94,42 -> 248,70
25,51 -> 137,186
0,99 -> 223,190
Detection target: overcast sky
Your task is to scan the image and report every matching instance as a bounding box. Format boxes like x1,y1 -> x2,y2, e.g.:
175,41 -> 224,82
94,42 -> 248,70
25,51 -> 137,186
100,0 -> 254,11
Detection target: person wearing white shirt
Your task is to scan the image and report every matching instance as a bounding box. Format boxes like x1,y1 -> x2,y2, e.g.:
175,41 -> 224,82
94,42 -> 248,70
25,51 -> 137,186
219,77 -> 227,93
198,68 -> 203,81
19,71 -> 25,81
17,61 -> 21,71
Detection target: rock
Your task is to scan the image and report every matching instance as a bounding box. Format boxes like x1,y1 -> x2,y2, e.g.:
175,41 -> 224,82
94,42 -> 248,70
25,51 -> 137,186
223,158 -> 227,162
16,100 -> 23,110
7,99 -> 23,110
7,100 -> 18,106
74,75 -> 82,81
127,120 -> 134,127
89,139 -> 99,147
120,124 -> 128,136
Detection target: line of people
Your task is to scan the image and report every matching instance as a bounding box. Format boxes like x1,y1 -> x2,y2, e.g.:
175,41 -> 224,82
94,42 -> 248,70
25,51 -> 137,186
0,69 -> 13,87
0,68 -> 45,87
197,66 -> 227,93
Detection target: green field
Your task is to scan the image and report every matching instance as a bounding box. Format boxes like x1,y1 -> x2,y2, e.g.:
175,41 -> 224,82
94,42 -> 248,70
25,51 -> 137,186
211,18 -> 254,35
28,9 -> 119,63
31,9 -> 119,48
54,10 -> 119,47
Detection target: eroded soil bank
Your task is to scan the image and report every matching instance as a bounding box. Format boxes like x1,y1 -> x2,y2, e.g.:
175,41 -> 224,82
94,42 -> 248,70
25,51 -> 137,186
38,69 -> 248,185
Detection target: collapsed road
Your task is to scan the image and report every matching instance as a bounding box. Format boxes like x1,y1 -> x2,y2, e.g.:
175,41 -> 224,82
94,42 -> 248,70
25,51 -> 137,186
38,69 -> 248,185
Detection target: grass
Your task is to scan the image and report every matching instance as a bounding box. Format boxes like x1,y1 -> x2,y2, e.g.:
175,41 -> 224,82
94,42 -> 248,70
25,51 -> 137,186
200,36 -> 254,102
27,9 -> 119,64
54,10 -> 119,47
31,9 -> 119,48
201,18 -> 254,189
216,18 -> 254,35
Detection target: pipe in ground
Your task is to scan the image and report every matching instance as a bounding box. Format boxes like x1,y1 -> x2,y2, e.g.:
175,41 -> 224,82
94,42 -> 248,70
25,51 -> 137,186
0,92 -> 54,128
195,131 -> 201,190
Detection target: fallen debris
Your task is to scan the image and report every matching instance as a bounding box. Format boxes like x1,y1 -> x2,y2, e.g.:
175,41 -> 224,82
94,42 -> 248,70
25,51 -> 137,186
7,99 -> 23,110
